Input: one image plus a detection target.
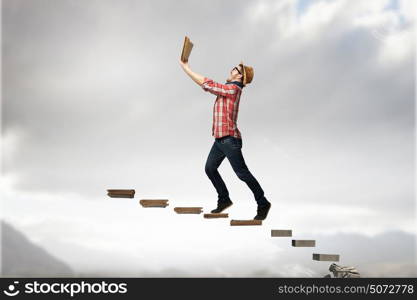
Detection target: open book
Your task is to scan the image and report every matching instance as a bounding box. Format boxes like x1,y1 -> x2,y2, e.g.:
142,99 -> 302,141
181,36 -> 193,62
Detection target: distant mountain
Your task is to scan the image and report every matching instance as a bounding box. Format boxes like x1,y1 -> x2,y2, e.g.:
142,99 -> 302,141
1,221 -> 73,277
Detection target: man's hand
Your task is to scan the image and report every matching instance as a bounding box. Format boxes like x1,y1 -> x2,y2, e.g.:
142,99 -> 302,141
179,59 -> 189,70
179,59 -> 204,86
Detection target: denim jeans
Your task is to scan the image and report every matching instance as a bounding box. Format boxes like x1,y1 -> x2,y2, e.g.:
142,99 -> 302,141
204,135 -> 269,206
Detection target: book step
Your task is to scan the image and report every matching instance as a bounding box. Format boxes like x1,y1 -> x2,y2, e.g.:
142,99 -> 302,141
139,199 -> 169,208
313,254 -> 340,262
108,194 -> 135,198
204,213 -> 229,219
230,220 -> 262,226
174,207 -> 203,214
107,189 -> 135,198
292,240 -> 316,247
271,230 -> 292,237
107,189 -> 135,194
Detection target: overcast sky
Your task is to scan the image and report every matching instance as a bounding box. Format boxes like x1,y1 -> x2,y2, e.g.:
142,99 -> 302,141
1,0 -> 416,276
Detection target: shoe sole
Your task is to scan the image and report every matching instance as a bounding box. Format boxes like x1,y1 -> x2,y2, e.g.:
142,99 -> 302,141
211,203 -> 233,213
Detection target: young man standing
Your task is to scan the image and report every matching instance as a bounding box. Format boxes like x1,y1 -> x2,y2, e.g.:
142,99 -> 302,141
179,60 -> 271,220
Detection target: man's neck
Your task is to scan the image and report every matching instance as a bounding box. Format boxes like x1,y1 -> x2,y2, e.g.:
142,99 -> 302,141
226,80 -> 244,88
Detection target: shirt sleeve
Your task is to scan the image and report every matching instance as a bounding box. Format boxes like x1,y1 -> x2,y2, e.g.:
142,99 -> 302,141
201,77 -> 238,97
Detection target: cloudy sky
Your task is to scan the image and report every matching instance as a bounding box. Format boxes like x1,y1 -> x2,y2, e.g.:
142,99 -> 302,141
1,0 -> 416,276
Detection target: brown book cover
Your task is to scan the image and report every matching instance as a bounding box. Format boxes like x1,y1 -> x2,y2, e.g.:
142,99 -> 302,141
174,207 -> 203,214
107,189 -> 135,195
204,213 -> 228,218
230,220 -> 262,226
108,193 -> 134,198
140,199 -> 169,203
181,36 -> 193,62
140,204 -> 168,208
140,199 -> 169,207
107,189 -> 135,198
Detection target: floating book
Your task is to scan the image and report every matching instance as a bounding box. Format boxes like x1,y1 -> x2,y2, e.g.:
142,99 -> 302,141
230,220 -> 262,226
313,254 -> 340,262
271,230 -> 292,237
140,199 -> 169,208
180,36 -> 193,62
204,213 -> 228,219
107,189 -> 135,198
174,207 -> 203,214
292,240 -> 316,247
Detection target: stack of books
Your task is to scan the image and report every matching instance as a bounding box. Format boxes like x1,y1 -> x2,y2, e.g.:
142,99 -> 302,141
230,219 -> 262,226
140,199 -> 169,208
107,189 -> 135,198
174,207 -> 203,214
204,213 -> 228,218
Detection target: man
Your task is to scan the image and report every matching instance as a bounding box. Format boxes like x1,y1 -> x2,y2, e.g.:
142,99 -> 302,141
179,59 -> 271,220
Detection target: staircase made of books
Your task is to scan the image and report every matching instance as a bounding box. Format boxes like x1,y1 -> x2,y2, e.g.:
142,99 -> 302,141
107,189 -> 340,264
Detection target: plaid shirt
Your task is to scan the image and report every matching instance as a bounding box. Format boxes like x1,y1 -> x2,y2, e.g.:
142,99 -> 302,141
202,77 -> 243,139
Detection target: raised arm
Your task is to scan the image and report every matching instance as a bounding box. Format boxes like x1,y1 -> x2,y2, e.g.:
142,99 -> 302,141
179,59 -> 238,97
179,59 -> 204,86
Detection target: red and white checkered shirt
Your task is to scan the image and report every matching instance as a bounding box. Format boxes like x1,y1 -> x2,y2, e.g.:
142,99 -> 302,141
202,77 -> 243,139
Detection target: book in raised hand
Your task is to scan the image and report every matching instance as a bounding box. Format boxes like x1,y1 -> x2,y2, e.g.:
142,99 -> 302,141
181,36 -> 193,63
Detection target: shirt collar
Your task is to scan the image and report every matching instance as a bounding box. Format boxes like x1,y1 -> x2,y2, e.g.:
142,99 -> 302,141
225,81 -> 244,89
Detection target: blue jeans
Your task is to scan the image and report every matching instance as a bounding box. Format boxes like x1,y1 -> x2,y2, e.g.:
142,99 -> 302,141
205,135 -> 269,206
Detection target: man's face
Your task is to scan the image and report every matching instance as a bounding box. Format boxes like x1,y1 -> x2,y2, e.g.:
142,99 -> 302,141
226,65 -> 243,82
